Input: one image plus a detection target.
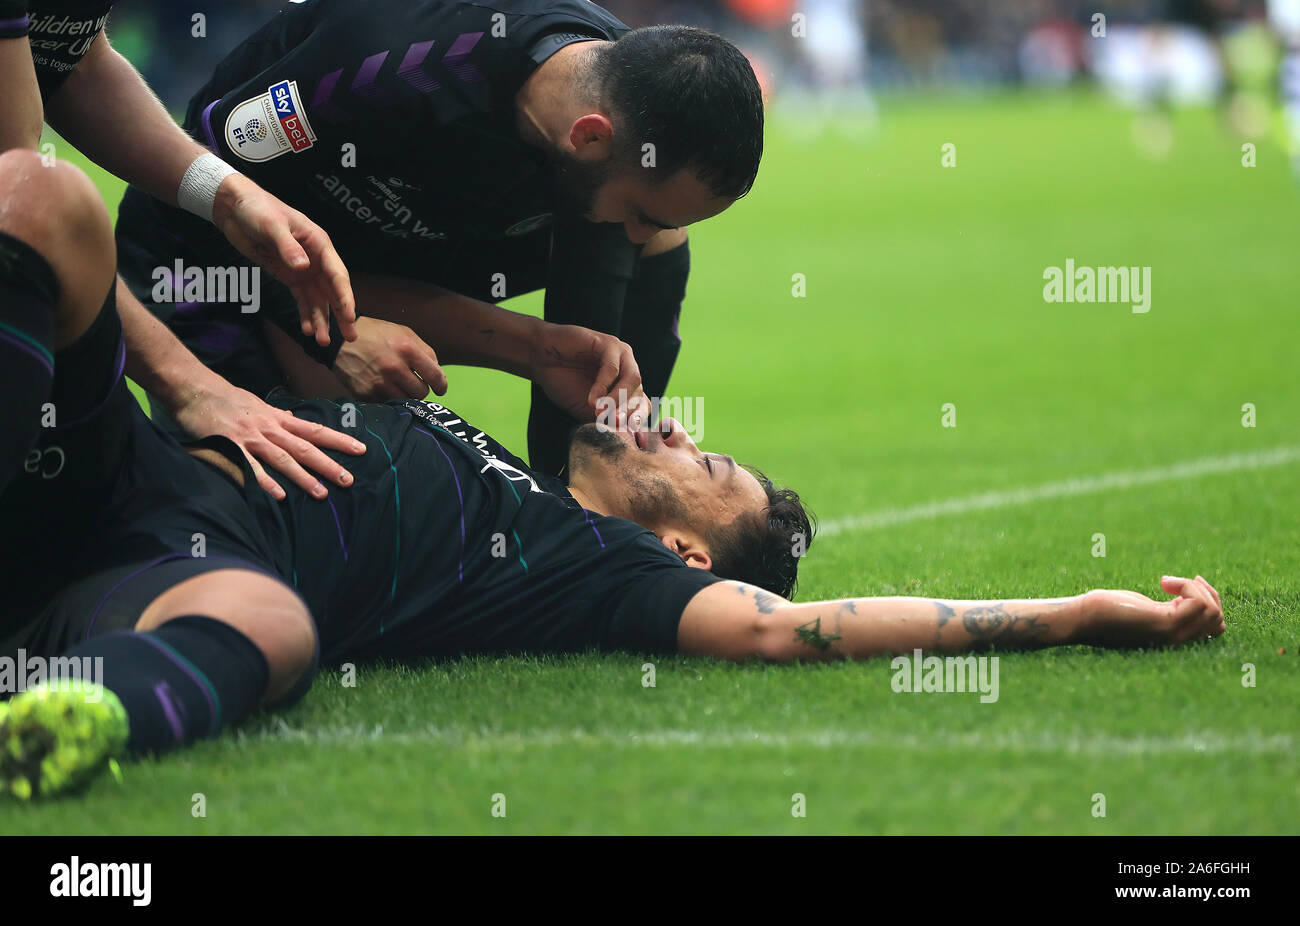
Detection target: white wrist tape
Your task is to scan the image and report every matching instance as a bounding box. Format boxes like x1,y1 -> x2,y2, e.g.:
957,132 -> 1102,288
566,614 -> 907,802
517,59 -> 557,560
177,153 -> 237,222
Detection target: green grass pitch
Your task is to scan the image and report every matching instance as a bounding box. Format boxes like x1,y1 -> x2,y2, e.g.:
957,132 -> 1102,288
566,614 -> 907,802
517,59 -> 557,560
9,91 -> 1298,834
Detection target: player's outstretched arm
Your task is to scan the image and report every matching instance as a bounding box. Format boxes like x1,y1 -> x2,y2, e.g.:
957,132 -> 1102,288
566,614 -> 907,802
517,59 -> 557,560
678,576 -> 1225,662
42,31 -> 356,345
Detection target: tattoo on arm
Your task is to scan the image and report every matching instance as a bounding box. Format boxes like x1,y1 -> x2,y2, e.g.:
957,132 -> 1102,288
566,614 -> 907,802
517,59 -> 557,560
960,603 -> 1050,649
728,582 -> 784,614
932,600 -> 955,646
794,617 -> 842,651
830,600 -> 858,639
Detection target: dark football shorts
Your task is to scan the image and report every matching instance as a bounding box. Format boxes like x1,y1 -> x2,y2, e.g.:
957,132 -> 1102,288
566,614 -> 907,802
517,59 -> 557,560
0,282 -> 299,658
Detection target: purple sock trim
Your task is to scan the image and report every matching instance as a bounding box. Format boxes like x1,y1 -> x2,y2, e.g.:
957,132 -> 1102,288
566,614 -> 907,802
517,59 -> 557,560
133,633 -> 218,737
152,681 -> 186,743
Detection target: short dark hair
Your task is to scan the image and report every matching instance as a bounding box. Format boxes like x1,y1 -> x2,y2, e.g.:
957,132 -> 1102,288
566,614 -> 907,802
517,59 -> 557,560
589,25 -> 764,199
705,467 -> 815,600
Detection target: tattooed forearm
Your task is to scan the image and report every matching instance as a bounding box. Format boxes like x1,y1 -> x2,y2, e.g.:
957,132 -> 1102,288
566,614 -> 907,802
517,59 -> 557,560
960,603 -> 1051,648
794,617 -> 842,651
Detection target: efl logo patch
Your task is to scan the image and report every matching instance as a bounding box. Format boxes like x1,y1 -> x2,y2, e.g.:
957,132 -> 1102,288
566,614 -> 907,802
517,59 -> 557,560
225,79 -> 317,162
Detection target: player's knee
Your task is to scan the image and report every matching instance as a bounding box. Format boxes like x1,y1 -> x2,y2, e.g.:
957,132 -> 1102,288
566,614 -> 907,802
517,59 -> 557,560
218,575 -> 317,703
235,582 -> 317,701
139,569 -> 318,703
0,150 -> 57,244
47,163 -> 115,292
0,152 -> 115,341
0,147 -> 47,187
0,152 -> 109,252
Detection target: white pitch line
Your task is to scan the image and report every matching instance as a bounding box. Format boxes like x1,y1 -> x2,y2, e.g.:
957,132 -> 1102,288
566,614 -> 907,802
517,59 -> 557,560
250,723 -> 1297,756
819,444 -> 1300,537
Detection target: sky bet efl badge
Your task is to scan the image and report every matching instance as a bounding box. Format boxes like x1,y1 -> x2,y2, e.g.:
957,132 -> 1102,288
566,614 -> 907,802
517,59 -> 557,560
225,79 -> 317,162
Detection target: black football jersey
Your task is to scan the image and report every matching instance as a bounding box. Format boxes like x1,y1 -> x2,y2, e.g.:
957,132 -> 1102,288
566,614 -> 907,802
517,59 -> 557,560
183,0 -> 630,258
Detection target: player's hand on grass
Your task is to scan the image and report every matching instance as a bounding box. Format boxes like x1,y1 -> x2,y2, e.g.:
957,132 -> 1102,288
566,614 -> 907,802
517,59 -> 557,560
171,380 -> 366,501
211,173 -> 358,348
529,322 -> 652,426
1078,575 -> 1225,648
331,316 -> 449,401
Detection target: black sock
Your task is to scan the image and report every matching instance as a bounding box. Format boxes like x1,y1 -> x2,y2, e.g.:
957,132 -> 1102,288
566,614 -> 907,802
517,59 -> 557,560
58,616 -> 270,755
621,241 -> 689,399
0,232 -> 58,495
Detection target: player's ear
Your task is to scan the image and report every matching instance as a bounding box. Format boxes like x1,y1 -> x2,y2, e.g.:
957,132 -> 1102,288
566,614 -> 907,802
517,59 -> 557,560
659,532 -> 712,572
569,113 -> 613,157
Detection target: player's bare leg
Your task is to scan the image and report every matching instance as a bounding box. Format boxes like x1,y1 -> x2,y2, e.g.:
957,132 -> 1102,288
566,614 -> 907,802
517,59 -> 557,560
1,568 -> 318,799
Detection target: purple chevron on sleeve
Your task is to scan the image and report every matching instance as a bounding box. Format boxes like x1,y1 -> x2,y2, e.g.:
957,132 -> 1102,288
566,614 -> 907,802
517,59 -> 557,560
442,32 -> 485,84
310,29 -> 485,119
398,40 -> 441,93
311,69 -> 351,123
350,51 -> 392,103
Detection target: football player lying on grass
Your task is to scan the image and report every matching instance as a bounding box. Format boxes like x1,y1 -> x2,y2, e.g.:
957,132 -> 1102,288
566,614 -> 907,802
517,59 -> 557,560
0,155 -> 1225,800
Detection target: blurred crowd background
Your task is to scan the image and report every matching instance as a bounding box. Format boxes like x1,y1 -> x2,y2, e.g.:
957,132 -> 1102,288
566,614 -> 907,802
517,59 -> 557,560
110,1 -> 1300,150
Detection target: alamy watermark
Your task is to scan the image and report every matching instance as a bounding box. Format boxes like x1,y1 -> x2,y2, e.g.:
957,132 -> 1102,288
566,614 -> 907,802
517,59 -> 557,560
1043,258 -> 1151,313
890,648 -> 1000,703
595,388 -> 705,444
151,259 -> 261,313
0,650 -> 104,701
50,856 -> 151,906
